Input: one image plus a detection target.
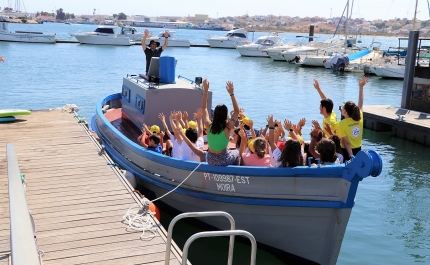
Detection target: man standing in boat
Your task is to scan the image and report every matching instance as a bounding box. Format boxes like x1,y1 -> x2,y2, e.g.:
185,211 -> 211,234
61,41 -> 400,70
141,29 -> 169,75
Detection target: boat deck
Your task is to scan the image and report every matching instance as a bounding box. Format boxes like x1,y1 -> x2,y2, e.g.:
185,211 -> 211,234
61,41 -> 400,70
0,109 -> 185,264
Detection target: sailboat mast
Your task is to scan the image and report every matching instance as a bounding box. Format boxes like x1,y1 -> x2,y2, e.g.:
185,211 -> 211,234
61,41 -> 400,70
412,0 -> 419,31
345,0 -> 349,52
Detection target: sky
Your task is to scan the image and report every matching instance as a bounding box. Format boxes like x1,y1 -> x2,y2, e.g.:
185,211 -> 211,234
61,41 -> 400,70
3,0 -> 430,21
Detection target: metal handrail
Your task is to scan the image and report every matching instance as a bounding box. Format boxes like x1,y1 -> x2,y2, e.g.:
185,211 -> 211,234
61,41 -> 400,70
182,230 -> 257,265
7,144 -> 40,265
165,211 -> 236,265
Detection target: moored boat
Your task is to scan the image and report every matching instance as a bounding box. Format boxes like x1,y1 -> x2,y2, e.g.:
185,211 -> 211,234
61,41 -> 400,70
206,28 -> 248,49
70,25 -> 131,46
0,21 -> 56,43
92,69 -> 382,265
236,32 -> 283,57
145,31 -> 190,47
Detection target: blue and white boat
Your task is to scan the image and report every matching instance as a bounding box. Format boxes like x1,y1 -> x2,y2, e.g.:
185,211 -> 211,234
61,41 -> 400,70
92,69 -> 382,265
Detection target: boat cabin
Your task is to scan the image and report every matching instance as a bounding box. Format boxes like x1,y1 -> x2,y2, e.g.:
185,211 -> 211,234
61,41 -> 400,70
93,26 -> 118,34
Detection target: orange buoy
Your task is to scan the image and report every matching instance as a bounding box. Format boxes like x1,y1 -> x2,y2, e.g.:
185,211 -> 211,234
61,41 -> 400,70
149,202 -> 161,221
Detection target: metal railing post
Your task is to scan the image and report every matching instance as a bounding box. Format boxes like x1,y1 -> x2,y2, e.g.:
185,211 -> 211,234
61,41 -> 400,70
182,230 -> 257,265
7,144 -> 40,265
165,211 -> 235,265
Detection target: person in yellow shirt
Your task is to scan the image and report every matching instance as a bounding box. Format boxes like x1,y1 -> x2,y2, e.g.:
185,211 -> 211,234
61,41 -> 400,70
313,79 -> 338,136
338,76 -> 368,160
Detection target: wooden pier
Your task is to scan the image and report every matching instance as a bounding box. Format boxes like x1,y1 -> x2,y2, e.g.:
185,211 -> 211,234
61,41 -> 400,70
363,105 -> 430,147
0,109 -> 185,264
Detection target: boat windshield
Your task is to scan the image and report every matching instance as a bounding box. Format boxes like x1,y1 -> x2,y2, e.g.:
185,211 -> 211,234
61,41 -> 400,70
255,39 -> 264,44
94,28 -> 115,34
225,33 -> 232,37
261,40 -> 275,46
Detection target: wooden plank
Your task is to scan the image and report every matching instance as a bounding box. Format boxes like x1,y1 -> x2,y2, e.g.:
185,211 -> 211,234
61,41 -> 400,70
0,110 -> 184,265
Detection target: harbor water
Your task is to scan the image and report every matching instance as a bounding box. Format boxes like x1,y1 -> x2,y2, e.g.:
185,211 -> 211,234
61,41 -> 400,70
1,23 -> 430,264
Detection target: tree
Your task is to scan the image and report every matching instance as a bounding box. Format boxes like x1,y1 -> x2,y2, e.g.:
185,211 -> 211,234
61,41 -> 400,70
117,12 -> 127,20
56,8 -> 65,20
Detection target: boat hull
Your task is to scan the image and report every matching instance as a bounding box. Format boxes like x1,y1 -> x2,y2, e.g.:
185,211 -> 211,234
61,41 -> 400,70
145,37 -> 190,47
236,46 -> 270,57
206,38 -> 247,49
299,56 -> 330,67
372,65 -> 405,78
71,34 -> 131,46
0,32 -> 55,43
92,89 -> 382,265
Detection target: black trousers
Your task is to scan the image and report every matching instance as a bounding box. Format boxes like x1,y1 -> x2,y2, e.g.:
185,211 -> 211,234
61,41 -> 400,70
341,146 -> 361,161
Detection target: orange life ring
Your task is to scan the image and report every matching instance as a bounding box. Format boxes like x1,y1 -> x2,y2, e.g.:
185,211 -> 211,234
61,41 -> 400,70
149,202 -> 161,221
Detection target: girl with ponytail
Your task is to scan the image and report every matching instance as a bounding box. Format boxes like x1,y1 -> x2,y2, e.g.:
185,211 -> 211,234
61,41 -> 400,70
338,76 -> 368,160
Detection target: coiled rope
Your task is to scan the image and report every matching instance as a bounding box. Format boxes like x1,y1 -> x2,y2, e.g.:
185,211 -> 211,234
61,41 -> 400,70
122,162 -> 202,240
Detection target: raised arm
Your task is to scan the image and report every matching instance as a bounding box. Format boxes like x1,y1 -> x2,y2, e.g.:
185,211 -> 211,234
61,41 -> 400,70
284,119 -> 298,141
174,111 -> 183,144
358,76 -> 367,110
183,111 -> 189,129
248,119 -> 257,139
226,81 -> 240,122
267,115 -> 277,152
201,79 -> 212,126
161,30 -> 169,51
141,29 -> 149,51
158,113 -> 171,138
140,124 -> 149,149
195,109 -> 204,138
178,129 -> 206,162
313,78 -> 327,100
238,126 -> 248,156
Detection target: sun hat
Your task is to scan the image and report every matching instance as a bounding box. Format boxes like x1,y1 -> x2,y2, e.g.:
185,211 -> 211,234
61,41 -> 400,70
149,40 -> 160,47
150,125 -> 160,134
247,139 -> 255,152
188,120 -> 197,129
240,116 -> 252,127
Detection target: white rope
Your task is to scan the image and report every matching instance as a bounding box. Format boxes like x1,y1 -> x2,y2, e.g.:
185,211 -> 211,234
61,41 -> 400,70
151,162 -> 202,203
122,198 -> 158,240
122,161 -> 202,240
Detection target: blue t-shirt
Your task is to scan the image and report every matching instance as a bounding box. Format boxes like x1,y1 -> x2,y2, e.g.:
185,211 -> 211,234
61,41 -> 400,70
148,144 -> 162,153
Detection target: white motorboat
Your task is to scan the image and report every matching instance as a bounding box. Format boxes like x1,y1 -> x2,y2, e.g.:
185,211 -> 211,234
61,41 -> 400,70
0,21 -> 56,43
145,31 -> 190,47
119,26 -> 143,42
281,38 -> 341,63
235,33 -> 283,57
263,42 -> 301,61
372,64 -> 405,78
70,26 -> 131,46
206,28 -> 248,49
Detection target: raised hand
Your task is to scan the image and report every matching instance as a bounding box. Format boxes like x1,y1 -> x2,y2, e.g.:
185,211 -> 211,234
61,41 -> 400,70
267,115 -> 275,127
283,119 -> 293,131
238,128 -> 247,139
226,81 -> 234,95
203,78 -> 209,92
195,108 -> 203,119
158,113 -> 165,122
183,111 -> 189,121
164,30 -> 169,37
298,118 -> 306,128
324,121 -> 334,136
144,29 -> 149,37
359,76 -> 368,88
311,120 -> 322,131
313,78 -> 320,90
169,111 -> 175,120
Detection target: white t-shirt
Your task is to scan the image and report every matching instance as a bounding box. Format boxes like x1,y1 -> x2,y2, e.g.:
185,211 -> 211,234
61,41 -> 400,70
170,135 -> 183,159
181,137 -> 204,162
271,147 -> 282,167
